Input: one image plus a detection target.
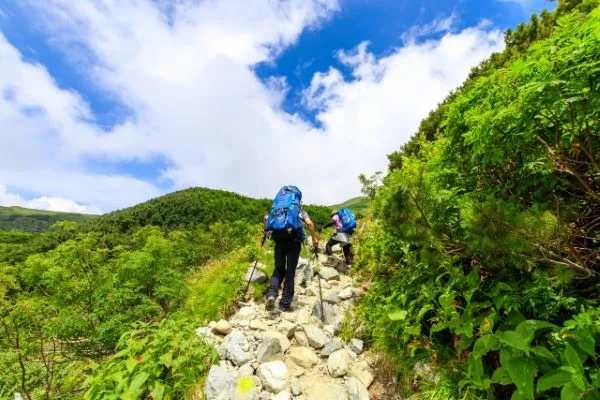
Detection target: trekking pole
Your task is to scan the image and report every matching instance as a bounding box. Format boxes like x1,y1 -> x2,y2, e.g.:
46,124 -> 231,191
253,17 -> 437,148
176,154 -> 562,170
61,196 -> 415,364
313,248 -> 325,322
244,233 -> 267,299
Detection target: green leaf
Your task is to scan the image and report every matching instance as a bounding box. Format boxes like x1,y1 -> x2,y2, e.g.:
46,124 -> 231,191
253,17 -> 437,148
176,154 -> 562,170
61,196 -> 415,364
505,354 -> 537,400
564,344 -> 584,373
388,310 -> 408,321
128,372 -> 149,393
573,330 -> 595,357
467,353 -> 484,386
537,369 -> 572,392
491,367 -> 512,385
473,334 -> 500,357
561,384 -> 582,400
531,346 -> 557,364
151,382 -> 165,400
500,330 -> 531,352
159,351 -> 173,368
515,320 -> 557,343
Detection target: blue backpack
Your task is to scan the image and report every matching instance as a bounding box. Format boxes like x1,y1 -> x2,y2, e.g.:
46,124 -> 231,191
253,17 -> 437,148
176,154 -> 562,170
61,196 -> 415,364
338,208 -> 357,234
266,186 -> 305,240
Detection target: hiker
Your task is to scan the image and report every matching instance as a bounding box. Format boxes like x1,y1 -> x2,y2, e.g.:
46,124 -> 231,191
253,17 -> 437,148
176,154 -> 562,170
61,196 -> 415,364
323,209 -> 356,269
264,185 -> 318,312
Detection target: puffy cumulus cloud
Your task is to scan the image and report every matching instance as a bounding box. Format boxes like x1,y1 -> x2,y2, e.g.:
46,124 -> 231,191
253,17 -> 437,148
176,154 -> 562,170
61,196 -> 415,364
0,185 -> 103,214
3,0 -> 504,211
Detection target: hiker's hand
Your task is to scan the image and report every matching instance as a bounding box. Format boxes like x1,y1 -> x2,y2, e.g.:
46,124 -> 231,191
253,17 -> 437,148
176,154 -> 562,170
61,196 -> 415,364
312,239 -> 319,250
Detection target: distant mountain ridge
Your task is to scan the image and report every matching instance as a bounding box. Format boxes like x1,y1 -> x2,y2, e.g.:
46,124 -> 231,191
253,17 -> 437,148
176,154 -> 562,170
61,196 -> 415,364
331,196 -> 369,215
0,206 -> 95,232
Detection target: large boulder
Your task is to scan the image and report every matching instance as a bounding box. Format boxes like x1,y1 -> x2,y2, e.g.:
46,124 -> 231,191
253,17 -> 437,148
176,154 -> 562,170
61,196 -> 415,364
245,264 -> 268,283
257,361 -> 289,393
327,349 -> 353,377
293,330 -> 310,347
349,362 -> 374,388
312,301 -> 340,326
324,291 -> 341,304
345,377 -> 369,400
318,267 -> 340,281
295,258 -> 313,287
233,375 -> 261,400
348,339 -> 364,355
205,365 -> 236,400
220,331 -> 253,366
232,306 -> 257,323
277,320 -> 296,338
287,346 -> 319,368
257,337 -> 283,363
302,325 -> 328,349
261,331 -> 291,353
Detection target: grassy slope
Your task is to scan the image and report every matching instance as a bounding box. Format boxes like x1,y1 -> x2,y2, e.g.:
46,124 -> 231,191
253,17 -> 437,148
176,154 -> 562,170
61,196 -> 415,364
0,206 -> 95,232
331,196 -> 370,214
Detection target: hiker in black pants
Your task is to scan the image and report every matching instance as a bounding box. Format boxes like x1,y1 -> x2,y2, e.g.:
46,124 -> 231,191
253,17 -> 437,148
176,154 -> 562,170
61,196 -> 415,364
264,188 -> 318,312
323,210 -> 354,268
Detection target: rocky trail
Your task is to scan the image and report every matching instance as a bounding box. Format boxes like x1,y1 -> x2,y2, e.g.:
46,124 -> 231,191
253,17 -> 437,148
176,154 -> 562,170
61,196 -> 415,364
196,252 -> 377,400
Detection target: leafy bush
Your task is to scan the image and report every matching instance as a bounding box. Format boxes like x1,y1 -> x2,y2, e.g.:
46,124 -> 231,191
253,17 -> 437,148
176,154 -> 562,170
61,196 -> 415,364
85,318 -> 216,400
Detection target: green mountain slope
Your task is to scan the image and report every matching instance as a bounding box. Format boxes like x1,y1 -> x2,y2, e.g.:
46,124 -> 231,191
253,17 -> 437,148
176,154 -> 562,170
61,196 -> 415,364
90,187 -> 331,232
0,206 -> 95,232
331,196 -> 369,214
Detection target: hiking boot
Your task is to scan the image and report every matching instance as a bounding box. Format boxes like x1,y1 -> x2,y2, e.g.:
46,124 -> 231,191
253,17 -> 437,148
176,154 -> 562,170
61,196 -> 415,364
278,303 -> 291,312
266,296 -> 276,311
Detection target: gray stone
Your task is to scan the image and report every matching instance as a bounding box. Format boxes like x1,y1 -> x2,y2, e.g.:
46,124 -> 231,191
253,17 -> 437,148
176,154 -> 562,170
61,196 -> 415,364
319,267 -> 340,281
296,309 -> 313,325
249,320 -> 268,331
272,391 -> 292,400
348,339 -> 364,355
321,338 -> 344,358
221,330 -> 253,366
302,325 -> 328,349
304,384 -> 348,400
257,361 -> 289,393
238,363 -> 255,377
213,319 -> 232,335
349,362 -> 374,388
13,394 -> 24,400
345,377 -> 369,400
246,265 -> 268,283
312,301 -> 339,326
261,331 -> 291,353
195,326 -> 216,345
290,377 -> 302,396
232,375 -> 262,400
323,325 -> 337,337
287,346 -> 319,368
295,258 -> 313,287
338,287 -> 354,300
205,365 -> 236,400
234,306 -> 257,322
327,349 -> 353,377
414,360 -> 441,384
257,337 -> 283,363
324,291 -> 341,304
278,320 -> 296,338
293,330 -> 309,347
282,312 -> 298,323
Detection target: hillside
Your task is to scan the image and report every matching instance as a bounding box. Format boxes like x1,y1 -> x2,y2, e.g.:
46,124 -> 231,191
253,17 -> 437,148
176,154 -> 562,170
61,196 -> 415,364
0,205 -> 95,232
331,196 -> 369,215
91,187 -> 331,233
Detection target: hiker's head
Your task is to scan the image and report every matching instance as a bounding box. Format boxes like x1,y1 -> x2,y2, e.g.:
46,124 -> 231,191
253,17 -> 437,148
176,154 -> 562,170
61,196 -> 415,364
331,210 -> 338,217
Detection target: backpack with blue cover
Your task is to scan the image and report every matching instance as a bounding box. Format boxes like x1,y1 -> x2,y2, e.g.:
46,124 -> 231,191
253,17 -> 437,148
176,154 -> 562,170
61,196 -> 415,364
338,208 -> 357,234
266,186 -> 305,240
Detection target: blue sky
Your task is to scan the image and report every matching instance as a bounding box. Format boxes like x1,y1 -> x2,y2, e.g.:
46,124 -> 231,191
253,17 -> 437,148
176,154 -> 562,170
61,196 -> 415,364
0,0 -> 554,213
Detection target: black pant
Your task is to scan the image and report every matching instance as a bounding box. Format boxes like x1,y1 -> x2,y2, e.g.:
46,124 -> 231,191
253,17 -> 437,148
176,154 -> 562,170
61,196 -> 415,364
267,239 -> 301,307
325,237 -> 354,265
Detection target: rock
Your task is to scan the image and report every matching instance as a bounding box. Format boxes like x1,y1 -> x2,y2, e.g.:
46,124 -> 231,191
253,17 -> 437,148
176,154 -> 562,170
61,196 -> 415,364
285,359 -> 306,377
295,258 -> 313,287
195,326 -> 216,345
290,377 -> 302,396
323,325 -> 337,337
246,265 -> 268,283
238,363 -> 255,377
287,346 -> 319,368
312,301 -> 339,326
349,362 -> 374,388
233,375 -> 261,400
414,360 -> 441,384
221,330 -> 253,366
282,312 -> 297,323
321,255 -> 343,270
304,383 -> 348,400
348,339 -> 363,355
249,320 -> 268,331
205,365 -> 236,400
327,349 -> 353,377
319,267 -> 340,281
321,338 -> 343,358
302,325 -> 328,349
354,325 -> 366,339
293,330 -> 309,347
214,319 -> 232,335
257,337 -> 283,363
278,320 -> 296,338
338,287 -> 354,300
261,331 -> 291,353
345,377 -> 369,400
272,391 -> 292,400
234,306 -> 257,322
324,291 -> 340,304
296,309 -> 313,325
13,394 -> 24,400
257,361 -> 289,393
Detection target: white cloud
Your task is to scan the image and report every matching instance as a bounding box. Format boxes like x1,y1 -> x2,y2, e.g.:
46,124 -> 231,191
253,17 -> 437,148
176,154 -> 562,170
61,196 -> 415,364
0,185 -> 102,214
1,0 -> 505,212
